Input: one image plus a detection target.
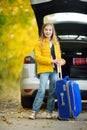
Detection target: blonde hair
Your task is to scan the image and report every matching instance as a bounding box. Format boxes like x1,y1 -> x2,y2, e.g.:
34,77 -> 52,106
40,23 -> 58,47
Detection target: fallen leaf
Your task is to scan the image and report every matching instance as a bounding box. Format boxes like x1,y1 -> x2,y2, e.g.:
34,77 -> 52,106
6,120 -> 13,125
18,112 -> 24,118
1,116 -> 13,125
1,116 -> 8,121
69,120 -> 75,123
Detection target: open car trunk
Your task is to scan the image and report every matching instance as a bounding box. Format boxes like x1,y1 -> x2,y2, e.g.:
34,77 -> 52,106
59,37 -> 87,79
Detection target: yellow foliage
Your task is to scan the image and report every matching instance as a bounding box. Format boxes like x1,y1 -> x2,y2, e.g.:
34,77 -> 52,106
0,0 -> 39,80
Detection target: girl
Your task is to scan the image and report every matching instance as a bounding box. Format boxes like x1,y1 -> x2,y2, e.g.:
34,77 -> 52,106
29,23 -> 66,119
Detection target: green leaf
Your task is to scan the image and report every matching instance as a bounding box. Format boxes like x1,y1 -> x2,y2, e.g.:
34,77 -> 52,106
0,13 -> 7,25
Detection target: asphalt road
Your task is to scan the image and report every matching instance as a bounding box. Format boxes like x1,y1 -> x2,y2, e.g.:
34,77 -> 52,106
0,101 -> 87,130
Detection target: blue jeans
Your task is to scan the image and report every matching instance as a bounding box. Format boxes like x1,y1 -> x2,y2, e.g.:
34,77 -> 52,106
32,71 -> 58,113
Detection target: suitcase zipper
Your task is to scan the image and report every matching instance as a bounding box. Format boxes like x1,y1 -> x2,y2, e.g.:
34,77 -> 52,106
71,83 -> 76,112
66,81 -> 73,118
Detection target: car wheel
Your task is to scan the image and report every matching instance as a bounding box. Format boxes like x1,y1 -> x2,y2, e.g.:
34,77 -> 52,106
81,91 -> 87,100
21,95 -> 34,108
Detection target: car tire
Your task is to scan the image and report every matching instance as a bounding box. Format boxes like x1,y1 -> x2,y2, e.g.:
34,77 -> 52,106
81,91 -> 87,100
21,95 -> 34,108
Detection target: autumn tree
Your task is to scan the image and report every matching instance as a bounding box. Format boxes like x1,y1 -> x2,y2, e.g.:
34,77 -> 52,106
0,0 -> 38,80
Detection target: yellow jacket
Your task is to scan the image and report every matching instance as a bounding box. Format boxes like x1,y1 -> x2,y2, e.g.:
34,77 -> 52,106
34,38 -> 65,74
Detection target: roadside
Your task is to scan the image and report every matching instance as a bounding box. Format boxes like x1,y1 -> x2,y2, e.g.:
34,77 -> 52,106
0,81 -> 87,130
0,100 -> 87,130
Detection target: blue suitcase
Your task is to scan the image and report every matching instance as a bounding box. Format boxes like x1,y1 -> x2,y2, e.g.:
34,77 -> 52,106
56,66 -> 82,120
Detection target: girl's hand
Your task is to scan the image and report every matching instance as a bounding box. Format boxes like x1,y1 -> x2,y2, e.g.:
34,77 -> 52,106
57,60 -> 65,65
52,59 -> 65,65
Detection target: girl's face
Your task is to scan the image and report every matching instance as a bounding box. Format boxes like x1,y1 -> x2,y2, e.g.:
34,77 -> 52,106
43,25 -> 53,39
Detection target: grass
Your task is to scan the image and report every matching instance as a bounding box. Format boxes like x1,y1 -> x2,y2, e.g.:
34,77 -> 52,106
0,79 -> 20,102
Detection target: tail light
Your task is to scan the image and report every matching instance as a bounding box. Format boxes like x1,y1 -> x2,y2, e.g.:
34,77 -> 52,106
24,56 -> 31,64
24,56 -> 35,64
24,89 -> 32,93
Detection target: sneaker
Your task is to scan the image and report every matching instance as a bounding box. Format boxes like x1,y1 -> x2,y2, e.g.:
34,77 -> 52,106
29,111 -> 37,119
46,112 -> 52,119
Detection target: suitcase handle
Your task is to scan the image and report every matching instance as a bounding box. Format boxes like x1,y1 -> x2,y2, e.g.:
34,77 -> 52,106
57,65 -> 69,81
57,65 -> 62,80
60,93 -> 65,106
